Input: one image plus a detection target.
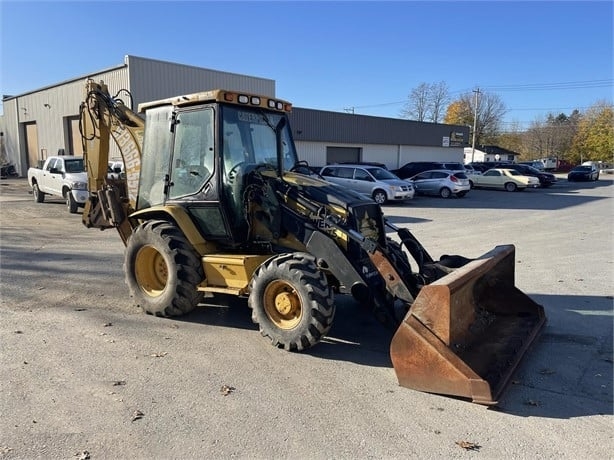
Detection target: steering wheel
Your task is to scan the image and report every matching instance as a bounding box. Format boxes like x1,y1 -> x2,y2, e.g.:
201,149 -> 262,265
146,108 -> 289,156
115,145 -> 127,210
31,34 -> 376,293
227,161 -> 246,182
290,160 -> 312,175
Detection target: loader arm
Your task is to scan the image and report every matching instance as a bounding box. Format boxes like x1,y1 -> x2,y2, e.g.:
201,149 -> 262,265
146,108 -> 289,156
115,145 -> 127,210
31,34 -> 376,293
80,79 -> 145,244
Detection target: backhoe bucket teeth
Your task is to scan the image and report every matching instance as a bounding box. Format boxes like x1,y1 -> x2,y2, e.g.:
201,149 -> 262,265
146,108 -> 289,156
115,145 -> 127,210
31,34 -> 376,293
390,245 -> 546,405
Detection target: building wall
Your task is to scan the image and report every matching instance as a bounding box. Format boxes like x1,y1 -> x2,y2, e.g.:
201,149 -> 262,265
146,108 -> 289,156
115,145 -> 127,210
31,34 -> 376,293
296,141 -> 464,169
1,55 -> 275,175
126,55 -> 276,108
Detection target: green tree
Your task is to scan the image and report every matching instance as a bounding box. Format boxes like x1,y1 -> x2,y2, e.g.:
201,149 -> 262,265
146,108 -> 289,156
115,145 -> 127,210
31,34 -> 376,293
569,102 -> 613,164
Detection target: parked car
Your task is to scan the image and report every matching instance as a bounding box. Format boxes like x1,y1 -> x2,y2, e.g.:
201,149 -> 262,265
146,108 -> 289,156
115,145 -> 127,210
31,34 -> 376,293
468,161 -> 514,173
392,161 -> 444,180
463,164 -> 482,177
518,160 -> 546,171
107,160 -> 124,179
319,164 -> 414,204
567,164 -> 600,181
498,163 -> 557,187
27,155 -> 88,213
408,170 -> 471,198
471,168 -> 540,192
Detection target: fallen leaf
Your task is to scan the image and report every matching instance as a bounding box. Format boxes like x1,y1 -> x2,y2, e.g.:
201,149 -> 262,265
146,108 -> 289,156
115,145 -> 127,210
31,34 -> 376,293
511,380 -> 521,385
14,330 -> 23,334
524,399 -> 540,406
75,451 -> 91,460
112,380 -> 126,386
103,322 -> 113,327
150,352 -> 168,358
221,385 -> 235,396
456,441 -> 480,451
131,410 -> 144,421
539,368 -> 556,375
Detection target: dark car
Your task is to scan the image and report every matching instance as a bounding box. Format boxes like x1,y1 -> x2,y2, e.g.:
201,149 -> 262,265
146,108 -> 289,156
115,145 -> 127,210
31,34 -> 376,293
499,163 -> 557,187
392,161 -> 445,179
567,164 -> 600,182
468,161 -> 512,173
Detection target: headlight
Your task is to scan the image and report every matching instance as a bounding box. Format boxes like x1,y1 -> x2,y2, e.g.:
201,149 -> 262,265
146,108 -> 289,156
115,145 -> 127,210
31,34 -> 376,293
391,186 -> 403,192
71,181 -> 87,190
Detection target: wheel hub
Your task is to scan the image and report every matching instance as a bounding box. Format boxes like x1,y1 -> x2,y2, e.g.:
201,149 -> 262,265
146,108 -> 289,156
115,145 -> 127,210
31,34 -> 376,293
264,280 -> 302,329
134,245 -> 168,297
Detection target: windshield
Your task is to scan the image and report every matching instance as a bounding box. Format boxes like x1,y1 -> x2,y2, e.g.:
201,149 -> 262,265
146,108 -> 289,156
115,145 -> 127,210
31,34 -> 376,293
65,159 -> 84,173
367,167 -> 398,180
221,106 -> 298,173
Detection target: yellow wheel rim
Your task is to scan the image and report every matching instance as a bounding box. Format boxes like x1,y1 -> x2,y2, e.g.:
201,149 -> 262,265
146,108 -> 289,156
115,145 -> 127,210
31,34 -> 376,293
263,280 -> 302,329
134,245 -> 168,297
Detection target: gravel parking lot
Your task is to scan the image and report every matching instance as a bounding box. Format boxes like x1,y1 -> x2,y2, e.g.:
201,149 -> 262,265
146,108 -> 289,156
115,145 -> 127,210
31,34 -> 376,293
1,176 -> 612,459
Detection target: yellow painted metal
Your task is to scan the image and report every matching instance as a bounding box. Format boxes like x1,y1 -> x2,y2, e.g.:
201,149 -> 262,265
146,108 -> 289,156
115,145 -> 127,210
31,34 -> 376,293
134,245 -> 168,297
130,205 -> 218,256
203,254 -> 271,291
263,280 -> 302,329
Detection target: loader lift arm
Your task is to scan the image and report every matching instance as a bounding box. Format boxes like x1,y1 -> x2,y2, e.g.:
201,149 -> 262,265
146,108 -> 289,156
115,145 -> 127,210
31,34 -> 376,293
80,79 -> 145,244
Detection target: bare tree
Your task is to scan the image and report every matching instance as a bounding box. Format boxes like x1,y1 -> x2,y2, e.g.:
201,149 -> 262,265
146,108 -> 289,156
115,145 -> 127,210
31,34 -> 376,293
444,91 -> 506,145
400,83 -> 430,121
400,81 -> 450,122
429,81 -> 450,123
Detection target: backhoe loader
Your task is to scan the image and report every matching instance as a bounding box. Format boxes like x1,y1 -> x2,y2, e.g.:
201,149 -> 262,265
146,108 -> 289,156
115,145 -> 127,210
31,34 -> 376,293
80,79 -> 545,404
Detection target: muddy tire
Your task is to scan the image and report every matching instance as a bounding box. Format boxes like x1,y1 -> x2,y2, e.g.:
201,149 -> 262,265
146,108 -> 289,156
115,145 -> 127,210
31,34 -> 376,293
248,253 -> 335,351
124,220 -> 204,317
33,183 -> 45,203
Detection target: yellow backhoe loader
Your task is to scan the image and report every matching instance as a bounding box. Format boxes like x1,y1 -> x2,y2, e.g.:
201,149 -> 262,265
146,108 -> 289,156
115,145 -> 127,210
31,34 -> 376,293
80,79 -> 545,404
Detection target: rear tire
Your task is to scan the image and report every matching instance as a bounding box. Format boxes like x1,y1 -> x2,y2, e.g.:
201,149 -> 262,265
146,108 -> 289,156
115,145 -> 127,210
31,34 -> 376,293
33,183 -> 45,203
439,187 -> 452,198
248,253 -> 335,351
504,182 -> 517,192
124,220 -> 204,317
457,191 -> 467,198
372,189 -> 387,205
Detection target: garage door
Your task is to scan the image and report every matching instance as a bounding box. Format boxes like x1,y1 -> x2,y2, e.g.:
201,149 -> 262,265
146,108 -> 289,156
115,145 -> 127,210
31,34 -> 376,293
68,116 -> 83,156
326,146 -> 361,164
25,123 -> 39,168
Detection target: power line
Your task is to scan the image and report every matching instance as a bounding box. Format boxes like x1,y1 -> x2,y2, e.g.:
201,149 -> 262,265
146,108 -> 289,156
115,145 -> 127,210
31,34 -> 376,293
337,79 -> 613,112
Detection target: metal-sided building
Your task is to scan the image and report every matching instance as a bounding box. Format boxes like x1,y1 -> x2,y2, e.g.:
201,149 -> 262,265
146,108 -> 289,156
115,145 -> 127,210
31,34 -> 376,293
0,55 -> 469,176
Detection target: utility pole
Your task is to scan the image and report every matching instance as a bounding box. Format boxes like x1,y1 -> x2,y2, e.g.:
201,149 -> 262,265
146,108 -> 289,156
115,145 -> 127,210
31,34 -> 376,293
471,87 -> 480,163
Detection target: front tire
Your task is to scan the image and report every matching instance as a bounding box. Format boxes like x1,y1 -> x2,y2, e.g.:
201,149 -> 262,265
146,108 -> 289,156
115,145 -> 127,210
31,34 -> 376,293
33,183 -> 45,203
248,253 -> 335,351
124,220 -> 204,317
66,191 -> 78,214
504,182 -> 517,192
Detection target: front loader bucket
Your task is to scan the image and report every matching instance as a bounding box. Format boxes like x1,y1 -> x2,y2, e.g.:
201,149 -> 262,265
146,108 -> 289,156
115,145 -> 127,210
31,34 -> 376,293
390,245 -> 546,405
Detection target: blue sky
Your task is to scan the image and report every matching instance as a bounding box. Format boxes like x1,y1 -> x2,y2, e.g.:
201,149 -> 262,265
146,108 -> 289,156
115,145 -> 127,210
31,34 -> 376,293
1,1 -> 612,129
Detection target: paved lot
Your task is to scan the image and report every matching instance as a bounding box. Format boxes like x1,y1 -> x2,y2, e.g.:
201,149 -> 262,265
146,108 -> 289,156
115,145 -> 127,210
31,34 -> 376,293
1,175 -> 613,459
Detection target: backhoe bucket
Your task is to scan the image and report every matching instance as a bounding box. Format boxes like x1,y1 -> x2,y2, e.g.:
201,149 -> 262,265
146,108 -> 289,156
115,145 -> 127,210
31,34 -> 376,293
390,245 -> 546,405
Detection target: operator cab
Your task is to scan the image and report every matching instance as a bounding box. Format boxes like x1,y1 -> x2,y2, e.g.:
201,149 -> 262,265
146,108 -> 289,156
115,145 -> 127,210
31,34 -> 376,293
136,90 -> 298,246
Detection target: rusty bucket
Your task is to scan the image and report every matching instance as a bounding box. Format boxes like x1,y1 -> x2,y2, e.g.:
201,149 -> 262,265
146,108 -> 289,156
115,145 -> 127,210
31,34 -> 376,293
390,245 -> 546,405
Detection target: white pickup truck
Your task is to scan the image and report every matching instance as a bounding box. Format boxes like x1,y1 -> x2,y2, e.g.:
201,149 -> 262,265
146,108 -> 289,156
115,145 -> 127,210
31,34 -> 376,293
27,156 -> 89,213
